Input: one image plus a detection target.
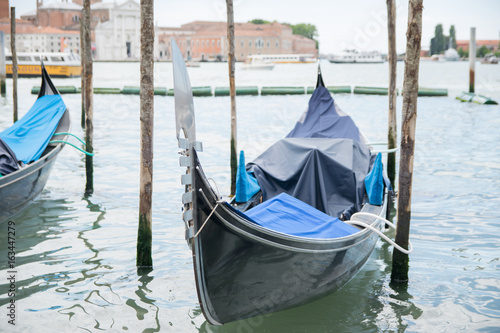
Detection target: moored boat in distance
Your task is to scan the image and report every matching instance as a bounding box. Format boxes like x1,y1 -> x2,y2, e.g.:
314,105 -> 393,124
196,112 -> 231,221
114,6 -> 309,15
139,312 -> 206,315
247,53 -> 316,64
5,51 -> 81,78
329,49 -> 384,63
481,53 -> 498,64
241,55 -> 275,70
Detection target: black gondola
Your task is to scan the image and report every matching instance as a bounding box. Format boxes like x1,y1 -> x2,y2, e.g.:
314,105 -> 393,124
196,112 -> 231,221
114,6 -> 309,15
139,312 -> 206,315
172,41 -> 393,325
0,64 -> 70,223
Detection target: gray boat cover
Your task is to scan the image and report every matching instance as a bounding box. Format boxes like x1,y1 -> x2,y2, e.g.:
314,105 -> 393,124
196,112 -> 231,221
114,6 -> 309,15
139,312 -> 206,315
247,137 -> 373,218
246,85 -> 374,217
286,86 -> 362,141
0,138 -> 19,176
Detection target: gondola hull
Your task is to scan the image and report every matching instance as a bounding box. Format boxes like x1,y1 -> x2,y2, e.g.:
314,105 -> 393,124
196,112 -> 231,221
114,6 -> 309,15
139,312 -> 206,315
0,65 -> 69,223
0,112 -> 69,222
190,149 -> 386,325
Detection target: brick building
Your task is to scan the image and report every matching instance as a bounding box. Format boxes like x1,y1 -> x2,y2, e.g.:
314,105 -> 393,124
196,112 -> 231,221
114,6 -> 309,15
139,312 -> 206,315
20,0 -> 107,30
158,21 -> 317,62
456,39 -> 499,52
16,0 -> 145,60
0,0 -> 8,19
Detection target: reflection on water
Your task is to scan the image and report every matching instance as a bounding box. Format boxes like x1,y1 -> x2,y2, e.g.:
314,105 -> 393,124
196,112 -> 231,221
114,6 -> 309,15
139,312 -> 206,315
0,61 -> 499,332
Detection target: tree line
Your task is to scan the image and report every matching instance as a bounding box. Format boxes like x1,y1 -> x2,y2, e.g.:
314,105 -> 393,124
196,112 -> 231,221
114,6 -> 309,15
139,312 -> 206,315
430,24 -> 500,58
248,19 -> 319,49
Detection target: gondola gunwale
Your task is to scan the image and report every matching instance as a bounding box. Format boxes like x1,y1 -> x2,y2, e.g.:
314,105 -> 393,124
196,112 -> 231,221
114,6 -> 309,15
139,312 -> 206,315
0,63 -> 69,223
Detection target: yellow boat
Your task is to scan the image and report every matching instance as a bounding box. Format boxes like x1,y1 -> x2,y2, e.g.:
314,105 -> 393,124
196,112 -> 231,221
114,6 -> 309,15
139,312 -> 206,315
5,52 -> 81,78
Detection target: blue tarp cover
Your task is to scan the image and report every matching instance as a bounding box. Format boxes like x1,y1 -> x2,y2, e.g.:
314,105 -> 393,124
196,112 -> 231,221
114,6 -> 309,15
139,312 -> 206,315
245,192 -> 359,239
235,150 -> 261,202
286,86 -> 362,142
0,95 -> 66,164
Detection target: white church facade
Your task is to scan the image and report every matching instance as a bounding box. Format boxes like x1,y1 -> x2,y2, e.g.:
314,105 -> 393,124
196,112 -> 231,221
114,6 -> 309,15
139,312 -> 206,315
94,0 -> 158,61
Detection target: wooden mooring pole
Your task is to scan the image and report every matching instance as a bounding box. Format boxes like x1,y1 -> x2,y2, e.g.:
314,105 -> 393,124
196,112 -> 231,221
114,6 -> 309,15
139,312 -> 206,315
10,7 -> 18,123
80,22 -> 86,129
469,27 -> 476,93
226,0 -> 237,196
82,0 -> 93,195
391,0 -> 423,283
0,32 -> 6,97
137,0 -> 154,269
386,0 -> 397,188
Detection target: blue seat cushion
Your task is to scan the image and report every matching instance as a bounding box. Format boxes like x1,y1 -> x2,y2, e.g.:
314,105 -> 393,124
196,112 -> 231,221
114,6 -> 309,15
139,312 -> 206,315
245,192 -> 359,239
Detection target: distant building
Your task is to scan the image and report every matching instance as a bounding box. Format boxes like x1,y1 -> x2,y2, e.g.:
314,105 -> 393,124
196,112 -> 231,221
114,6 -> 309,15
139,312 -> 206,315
0,0 -> 9,19
456,40 -> 499,52
16,0 -> 146,60
94,0 -> 155,60
292,35 -> 317,55
158,21 -> 317,62
420,49 -> 430,57
0,18 -> 80,53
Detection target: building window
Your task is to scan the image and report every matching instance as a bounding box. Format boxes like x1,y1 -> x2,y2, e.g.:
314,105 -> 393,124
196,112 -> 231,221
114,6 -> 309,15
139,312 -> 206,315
241,40 -> 244,47
276,41 -> 279,48
249,41 -> 252,47
202,40 -> 204,46
212,40 -> 215,46
218,40 -> 220,46
267,41 -> 270,47
255,38 -> 263,49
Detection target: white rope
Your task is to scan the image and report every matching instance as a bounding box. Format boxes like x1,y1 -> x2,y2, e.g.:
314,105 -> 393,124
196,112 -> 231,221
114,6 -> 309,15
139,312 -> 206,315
372,146 -> 400,154
192,177 -> 224,238
207,178 -> 221,199
366,142 -> 388,145
345,212 -> 413,254
194,200 -> 225,238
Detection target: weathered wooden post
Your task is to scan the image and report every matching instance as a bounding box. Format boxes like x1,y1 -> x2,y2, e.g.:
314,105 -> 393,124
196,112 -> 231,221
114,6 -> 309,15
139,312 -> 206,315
386,0 -> 397,188
137,0 -> 154,269
226,0 -> 237,196
82,0 -> 94,195
0,31 -> 6,97
391,0 -> 423,283
11,7 -> 18,123
80,22 -> 85,129
469,27 -> 476,93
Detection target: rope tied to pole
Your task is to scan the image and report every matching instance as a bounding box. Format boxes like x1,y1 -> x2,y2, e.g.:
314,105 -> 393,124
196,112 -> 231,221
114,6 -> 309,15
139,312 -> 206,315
50,132 -> 94,156
345,212 -> 413,254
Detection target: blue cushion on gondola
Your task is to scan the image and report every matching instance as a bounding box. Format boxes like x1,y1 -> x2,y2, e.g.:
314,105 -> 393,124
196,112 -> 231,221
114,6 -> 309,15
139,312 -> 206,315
235,150 -> 261,203
365,153 -> 384,205
245,192 -> 359,239
0,95 -> 66,164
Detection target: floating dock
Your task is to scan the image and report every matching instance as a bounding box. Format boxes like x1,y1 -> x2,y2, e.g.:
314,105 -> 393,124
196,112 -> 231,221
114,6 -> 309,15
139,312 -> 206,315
456,92 -> 498,105
31,85 -> 449,97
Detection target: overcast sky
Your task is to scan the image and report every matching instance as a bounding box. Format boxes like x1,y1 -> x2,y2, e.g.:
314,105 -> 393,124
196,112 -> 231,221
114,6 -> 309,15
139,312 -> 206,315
12,0 -> 500,54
